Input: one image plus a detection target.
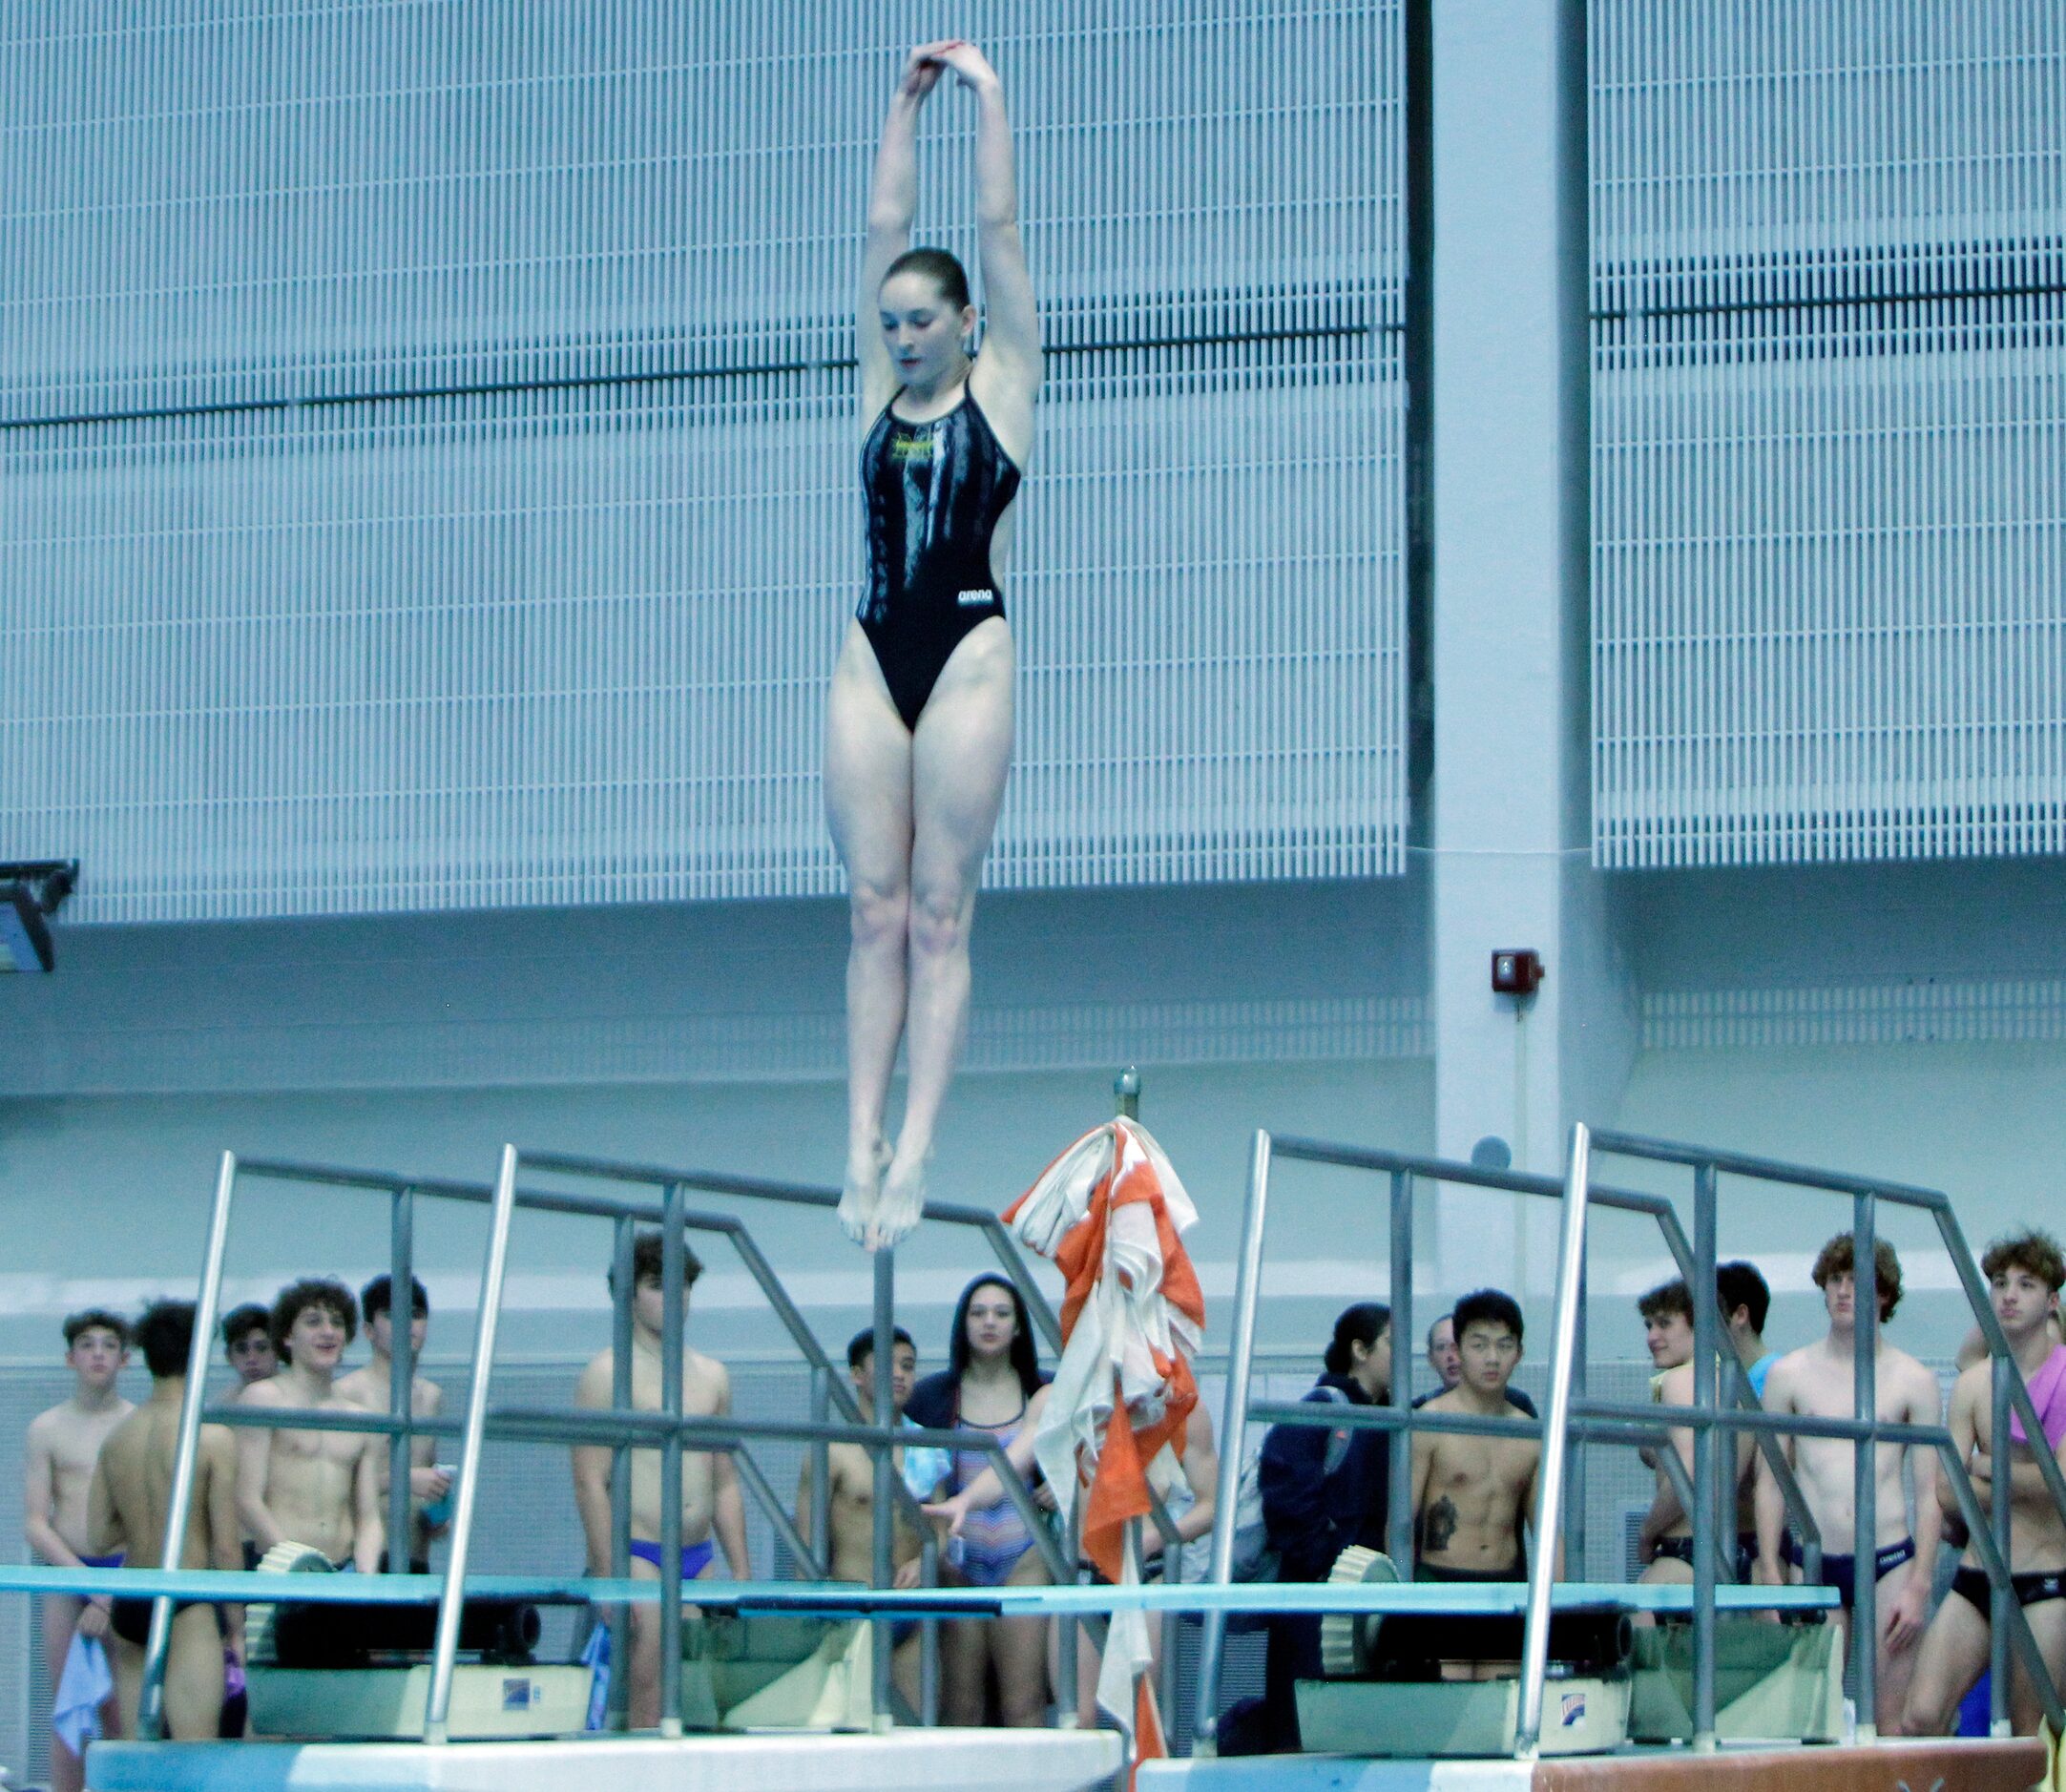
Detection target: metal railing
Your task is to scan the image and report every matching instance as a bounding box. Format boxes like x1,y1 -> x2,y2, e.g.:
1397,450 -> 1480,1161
101,1110 -> 1983,1761
1193,1124 -> 1827,1759
137,1147 -> 1065,1740
500,1144 -> 1086,1732
512,1118 -> 1197,1736
1583,1128 -> 2066,1746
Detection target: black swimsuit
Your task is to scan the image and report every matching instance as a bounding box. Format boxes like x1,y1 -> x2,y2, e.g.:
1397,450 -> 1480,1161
858,388 -> 1021,730
1952,1563 -> 2066,1615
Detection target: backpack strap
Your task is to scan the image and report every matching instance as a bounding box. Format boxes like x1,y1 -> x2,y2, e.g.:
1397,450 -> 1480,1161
1312,1384 -> 1357,1477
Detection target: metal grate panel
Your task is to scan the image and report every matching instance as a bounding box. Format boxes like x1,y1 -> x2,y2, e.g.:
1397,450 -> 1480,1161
1590,1 -> 2066,867
0,3 -> 1406,923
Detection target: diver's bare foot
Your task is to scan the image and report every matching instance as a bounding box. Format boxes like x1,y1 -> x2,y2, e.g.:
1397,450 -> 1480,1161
867,1150 -> 930,1252
840,1137 -> 891,1245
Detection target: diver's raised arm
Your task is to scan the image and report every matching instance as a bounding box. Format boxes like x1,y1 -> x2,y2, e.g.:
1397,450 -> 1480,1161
936,42 -> 1040,412
859,43 -> 954,415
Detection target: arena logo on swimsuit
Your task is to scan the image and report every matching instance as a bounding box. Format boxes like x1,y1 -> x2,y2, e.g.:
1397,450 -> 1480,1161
887,430 -> 935,464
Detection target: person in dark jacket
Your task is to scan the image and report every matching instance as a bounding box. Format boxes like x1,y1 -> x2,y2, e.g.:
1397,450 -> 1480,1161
1221,1302 -> 1393,1755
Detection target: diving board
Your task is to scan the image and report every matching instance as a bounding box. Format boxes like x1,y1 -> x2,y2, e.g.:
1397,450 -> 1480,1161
85,1730 -> 1123,1792
1140,1739 -> 2048,1792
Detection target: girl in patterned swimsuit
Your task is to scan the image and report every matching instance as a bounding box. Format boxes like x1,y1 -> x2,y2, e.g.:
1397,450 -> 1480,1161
827,41 -> 1042,1253
907,1274 -> 1053,1725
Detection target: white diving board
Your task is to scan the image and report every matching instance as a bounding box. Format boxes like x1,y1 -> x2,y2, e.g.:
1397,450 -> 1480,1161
86,1731 -> 1123,1792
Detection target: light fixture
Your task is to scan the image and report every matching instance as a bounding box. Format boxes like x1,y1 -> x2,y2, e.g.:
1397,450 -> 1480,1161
0,861 -> 78,974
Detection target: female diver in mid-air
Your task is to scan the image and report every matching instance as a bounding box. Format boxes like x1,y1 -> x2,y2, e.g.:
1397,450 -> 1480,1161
828,41 -> 1040,1251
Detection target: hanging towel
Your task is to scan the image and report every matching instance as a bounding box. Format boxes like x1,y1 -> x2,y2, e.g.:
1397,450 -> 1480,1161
1002,1118 -> 1205,1782
2010,1344 -> 2066,1452
580,1619 -> 611,1731
53,1631 -> 112,1756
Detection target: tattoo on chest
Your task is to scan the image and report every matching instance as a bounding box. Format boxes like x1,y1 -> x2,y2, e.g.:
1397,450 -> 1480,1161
1422,1496 -> 1458,1554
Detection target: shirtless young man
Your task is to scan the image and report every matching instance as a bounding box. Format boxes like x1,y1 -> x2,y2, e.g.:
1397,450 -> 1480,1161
25,1309 -> 134,1792
1958,1314 -> 2065,1376
236,1280 -> 383,1576
1635,1278 -> 1759,1590
1409,1289 -> 1560,1677
87,1301 -> 244,1740
1905,1231 -> 2066,1737
337,1274 -> 450,1571
1416,1312 -> 1537,1417
1636,1279 -> 1701,1583
573,1229 -> 749,1730
221,1304 -> 278,1389
796,1325 -> 929,1710
1718,1261 -> 1779,1400
1755,1234 -> 1941,1734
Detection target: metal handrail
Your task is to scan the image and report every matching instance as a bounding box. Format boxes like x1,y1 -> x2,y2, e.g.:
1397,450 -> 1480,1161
1587,1127 -> 2066,1744
1191,1127 -> 1826,1758
1594,1167 -> 1824,1580
135,1153 -> 238,1740
530,1131 -> 1200,1577
502,1144 -> 1080,1730
1265,1135 -> 1822,1574
424,1145 -> 517,1739
443,1146 -> 1087,1737
1583,1132 -> 1950,1207
137,1148 -> 1050,1740
1193,1133 -> 1602,1750
512,1145 -> 1062,1344
1513,1124 -> 1593,1751
512,1128 -> 1197,1734
146,1089 -> 1196,1743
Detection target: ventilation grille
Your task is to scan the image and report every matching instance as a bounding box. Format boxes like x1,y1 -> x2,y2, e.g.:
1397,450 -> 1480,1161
0,2 -> 1406,922
1590,1 -> 2066,868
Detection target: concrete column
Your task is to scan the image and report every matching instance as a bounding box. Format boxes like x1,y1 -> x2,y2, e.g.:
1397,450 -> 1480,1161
1425,1 -> 1634,1287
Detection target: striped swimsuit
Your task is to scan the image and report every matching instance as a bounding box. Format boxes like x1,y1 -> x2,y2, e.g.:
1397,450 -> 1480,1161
950,1406 -> 1041,1588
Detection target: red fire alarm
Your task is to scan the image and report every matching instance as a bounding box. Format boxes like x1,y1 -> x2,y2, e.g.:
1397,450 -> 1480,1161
1492,949 -> 1545,997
